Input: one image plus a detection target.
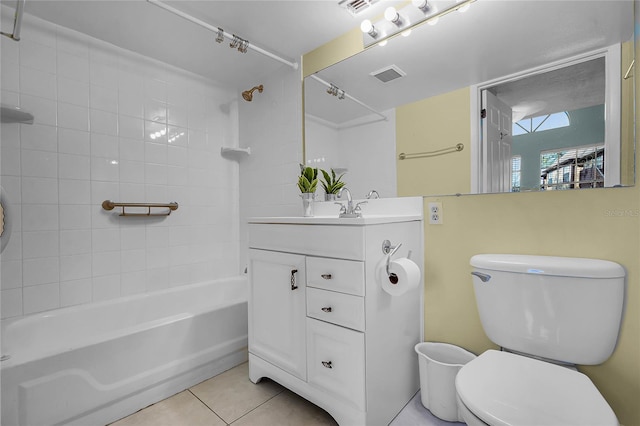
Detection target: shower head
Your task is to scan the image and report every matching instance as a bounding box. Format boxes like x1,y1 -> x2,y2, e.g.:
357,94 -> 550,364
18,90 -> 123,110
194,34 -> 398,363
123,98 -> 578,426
242,85 -> 263,102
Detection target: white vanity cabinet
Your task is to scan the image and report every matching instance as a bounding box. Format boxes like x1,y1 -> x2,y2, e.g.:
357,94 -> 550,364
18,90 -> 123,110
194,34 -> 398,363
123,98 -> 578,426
248,207 -> 423,426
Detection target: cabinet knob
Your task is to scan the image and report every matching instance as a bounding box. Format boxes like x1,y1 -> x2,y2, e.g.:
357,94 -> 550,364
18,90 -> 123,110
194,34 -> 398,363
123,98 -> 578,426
321,274 -> 332,280
321,360 -> 333,369
321,307 -> 332,313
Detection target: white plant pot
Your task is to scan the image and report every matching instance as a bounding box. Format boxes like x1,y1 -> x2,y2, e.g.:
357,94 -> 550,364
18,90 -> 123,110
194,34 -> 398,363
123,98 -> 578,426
301,193 -> 315,217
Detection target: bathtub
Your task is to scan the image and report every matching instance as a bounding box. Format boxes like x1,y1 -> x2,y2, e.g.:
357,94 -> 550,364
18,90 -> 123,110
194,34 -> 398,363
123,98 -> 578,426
1,277 -> 248,426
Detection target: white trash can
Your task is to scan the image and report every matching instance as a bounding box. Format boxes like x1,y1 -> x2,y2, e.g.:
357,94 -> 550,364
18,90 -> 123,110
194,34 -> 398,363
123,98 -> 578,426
414,342 -> 476,422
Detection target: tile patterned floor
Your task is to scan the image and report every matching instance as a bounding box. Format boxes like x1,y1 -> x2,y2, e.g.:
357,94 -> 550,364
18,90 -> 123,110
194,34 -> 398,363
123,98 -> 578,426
110,362 -> 462,426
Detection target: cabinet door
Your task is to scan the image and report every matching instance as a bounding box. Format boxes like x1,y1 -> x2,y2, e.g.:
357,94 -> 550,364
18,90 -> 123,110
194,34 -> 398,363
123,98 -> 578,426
306,318 -> 365,410
249,249 -> 307,380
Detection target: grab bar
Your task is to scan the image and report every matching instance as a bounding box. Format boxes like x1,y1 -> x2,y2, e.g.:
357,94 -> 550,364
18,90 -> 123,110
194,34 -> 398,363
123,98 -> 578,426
398,143 -> 464,160
101,200 -> 179,217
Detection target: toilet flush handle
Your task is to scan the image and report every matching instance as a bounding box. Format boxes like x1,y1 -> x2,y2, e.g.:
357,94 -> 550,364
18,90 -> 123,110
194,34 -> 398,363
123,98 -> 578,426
471,271 -> 491,282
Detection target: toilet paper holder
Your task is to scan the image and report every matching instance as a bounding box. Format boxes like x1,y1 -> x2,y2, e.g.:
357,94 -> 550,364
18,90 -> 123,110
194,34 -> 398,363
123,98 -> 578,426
382,240 -> 402,282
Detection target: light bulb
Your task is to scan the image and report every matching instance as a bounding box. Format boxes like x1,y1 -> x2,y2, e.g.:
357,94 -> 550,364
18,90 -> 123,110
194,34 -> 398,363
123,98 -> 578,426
360,19 -> 377,37
401,29 -> 412,37
385,6 -> 401,25
428,16 -> 439,25
378,40 -> 388,47
150,134 -> 157,140
412,0 -> 428,13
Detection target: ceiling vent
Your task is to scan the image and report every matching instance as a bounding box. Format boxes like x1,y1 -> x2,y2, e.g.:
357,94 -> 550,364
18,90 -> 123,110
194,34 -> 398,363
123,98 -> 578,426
338,0 -> 377,16
370,65 -> 406,83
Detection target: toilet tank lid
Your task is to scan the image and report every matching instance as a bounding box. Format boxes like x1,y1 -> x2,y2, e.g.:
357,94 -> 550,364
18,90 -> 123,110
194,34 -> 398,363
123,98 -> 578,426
470,254 -> 625,279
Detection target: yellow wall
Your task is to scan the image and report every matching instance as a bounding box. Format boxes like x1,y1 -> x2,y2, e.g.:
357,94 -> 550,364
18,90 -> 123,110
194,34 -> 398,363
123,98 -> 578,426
302,17 -> 640,426
396,88 -> 471,195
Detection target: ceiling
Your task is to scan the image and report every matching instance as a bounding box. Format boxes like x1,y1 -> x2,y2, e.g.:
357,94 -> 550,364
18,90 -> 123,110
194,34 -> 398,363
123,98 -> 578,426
2,0 -> 403,90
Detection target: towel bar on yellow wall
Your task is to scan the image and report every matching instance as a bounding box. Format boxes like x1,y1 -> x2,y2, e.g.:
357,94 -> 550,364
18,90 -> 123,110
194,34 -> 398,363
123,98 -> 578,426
398,143 -> 464,160
101,200 -> 179,217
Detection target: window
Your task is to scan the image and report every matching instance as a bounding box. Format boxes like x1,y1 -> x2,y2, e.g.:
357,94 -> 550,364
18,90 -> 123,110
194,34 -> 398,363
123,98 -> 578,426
513,112 -> 570,136
511,155 -> 521,192
540,145 -> 605,190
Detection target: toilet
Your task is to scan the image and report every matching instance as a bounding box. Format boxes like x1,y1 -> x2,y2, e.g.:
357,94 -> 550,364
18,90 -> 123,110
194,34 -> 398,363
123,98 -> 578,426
456,254 -> 625,426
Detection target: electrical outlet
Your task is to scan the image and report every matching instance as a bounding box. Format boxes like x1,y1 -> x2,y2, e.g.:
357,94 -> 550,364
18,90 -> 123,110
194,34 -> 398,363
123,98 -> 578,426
428,202 -> 443,224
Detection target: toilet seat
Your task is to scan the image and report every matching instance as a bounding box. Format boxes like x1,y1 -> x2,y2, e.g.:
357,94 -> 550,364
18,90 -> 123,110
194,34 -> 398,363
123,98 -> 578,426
455,350 -> 618,426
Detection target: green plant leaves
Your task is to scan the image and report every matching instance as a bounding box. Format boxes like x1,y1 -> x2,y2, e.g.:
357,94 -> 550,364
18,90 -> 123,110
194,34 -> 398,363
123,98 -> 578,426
320,168 -> 346,194
298,165 -> 318,193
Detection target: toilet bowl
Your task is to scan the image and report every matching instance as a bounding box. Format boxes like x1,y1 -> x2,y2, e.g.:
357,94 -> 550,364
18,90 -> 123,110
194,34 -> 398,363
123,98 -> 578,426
455,350 -> 618,426
457,254 -> 625,426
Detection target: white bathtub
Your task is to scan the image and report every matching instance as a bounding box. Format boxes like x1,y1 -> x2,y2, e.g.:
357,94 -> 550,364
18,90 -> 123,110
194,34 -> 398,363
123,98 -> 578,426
1,277 -> 248,426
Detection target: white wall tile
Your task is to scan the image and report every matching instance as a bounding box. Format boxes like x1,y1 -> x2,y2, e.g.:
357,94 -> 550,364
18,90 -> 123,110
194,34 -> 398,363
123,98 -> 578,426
20,66 -> 57,100
1,288 -> 23,319
90,109 -> 118,135
20,94 -> 57,127
92,274 -> 121,302
2,59 -> 20,92
59,205 -> 92,230
1,260 -> 22,289
91,157 -> 119,182
1,147 -> 21,176
119,138 -> 145,161
22,204 -> 59,231
21,123 -> 58,152
121,270 -> 146,295
90,133 -> 118,158
92,228 -> 120,252
60,229 -> 92,256
118,116 -> 144,140
60,278 -> 92,307
59,153 -> 91,180
21,149 -> 57,178
22,177 -> 58,204
23,257 -> 59,286
22,231 -> 59,259
58,77 -> 90,108
121,249 -> 146,273
3,13 -> 242,317
60,253 -> 92,281
92,251 -> 120,277
58,102 -> 89,131
23,282 -> 60,314
58,128 -> 90,155
59,179 -> 91,204
57,51 -> 90,83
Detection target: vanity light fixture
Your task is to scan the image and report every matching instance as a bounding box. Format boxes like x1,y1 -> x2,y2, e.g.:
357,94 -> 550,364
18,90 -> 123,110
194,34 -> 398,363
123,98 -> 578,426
361,0 -> 475,47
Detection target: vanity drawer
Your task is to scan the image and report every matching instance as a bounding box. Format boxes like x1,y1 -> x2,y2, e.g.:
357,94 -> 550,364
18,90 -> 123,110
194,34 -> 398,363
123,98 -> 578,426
307,287 -> 365,331
306,257 -> 365,296
248,224 -> 365,260
306,318 -> 365,410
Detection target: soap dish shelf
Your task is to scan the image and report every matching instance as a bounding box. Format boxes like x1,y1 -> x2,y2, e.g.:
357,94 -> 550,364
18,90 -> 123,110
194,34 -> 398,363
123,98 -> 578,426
221,147 -> 251,160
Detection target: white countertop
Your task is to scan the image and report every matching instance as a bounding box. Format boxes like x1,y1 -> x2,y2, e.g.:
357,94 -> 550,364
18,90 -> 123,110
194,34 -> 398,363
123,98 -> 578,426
248,196 -> 424,226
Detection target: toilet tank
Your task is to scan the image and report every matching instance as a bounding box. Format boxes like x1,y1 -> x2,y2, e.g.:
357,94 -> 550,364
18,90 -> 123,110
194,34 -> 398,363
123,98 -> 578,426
470,254 -> 625,365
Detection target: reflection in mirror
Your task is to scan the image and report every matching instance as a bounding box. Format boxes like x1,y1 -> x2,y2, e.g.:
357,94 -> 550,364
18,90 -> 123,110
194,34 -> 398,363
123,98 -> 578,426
304,0 -> 635,197
477,52 -> 618,193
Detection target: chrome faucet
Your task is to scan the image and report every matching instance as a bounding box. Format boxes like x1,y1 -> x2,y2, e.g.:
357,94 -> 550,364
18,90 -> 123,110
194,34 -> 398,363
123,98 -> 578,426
366,190 -> 380,199
336,187 -> 367,218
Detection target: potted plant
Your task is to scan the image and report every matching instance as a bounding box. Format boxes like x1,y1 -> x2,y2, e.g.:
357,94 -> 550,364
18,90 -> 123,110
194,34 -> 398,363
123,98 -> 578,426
298,165 -> 318,216
320,168 -> 346,201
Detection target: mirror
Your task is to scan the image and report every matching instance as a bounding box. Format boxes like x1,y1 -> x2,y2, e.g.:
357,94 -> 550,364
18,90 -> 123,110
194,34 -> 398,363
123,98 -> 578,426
304,0 -> 635,197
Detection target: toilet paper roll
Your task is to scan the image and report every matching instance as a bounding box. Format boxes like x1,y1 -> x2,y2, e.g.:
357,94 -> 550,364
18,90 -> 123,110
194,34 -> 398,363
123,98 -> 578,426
382,257 -> 421,296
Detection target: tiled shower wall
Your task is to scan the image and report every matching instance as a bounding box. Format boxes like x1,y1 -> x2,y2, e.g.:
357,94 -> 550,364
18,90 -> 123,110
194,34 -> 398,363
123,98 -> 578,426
0,10 -> 240,319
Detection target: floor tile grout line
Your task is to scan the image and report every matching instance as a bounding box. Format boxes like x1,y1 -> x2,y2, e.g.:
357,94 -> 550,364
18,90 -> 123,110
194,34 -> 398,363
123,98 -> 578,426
225,387 -> 287,425
187,389 -> 229,425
